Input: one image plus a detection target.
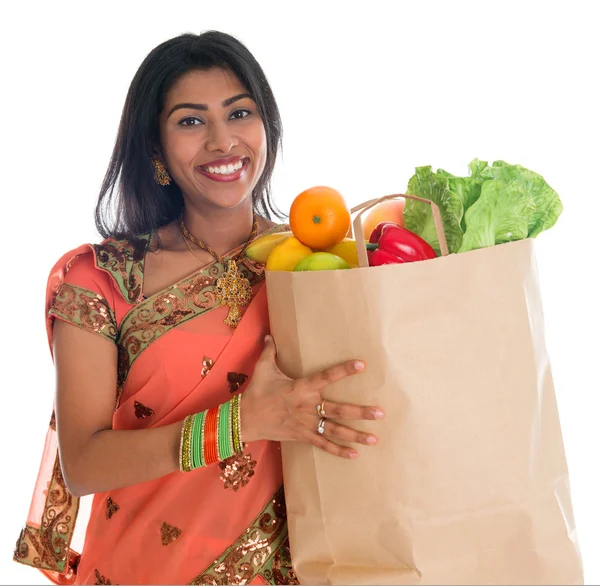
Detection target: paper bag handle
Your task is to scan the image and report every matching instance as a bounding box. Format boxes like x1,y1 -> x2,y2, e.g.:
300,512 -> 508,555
350,194 -> 449,268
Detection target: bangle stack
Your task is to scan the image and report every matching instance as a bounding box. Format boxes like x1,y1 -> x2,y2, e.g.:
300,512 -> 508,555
179,396 -> 244,473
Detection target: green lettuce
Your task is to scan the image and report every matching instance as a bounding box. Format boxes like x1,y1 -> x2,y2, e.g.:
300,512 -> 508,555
470,159 -> 563,238
403,166 -> 464,254
403,158 -> 563,254
458,180 -> 536,252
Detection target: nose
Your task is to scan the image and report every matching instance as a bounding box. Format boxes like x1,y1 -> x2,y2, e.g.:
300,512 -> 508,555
205,120 -> 237,154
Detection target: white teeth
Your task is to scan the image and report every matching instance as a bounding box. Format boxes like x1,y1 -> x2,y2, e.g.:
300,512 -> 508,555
203,160 -> 244,175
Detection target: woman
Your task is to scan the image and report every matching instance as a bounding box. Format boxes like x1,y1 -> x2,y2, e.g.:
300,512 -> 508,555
13,31 -> 384,585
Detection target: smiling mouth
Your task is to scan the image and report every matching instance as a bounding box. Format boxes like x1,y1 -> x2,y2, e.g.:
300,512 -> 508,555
198,158 -> 247,176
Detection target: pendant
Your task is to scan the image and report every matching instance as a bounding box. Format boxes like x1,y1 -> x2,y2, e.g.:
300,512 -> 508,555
214,260 -> 253,328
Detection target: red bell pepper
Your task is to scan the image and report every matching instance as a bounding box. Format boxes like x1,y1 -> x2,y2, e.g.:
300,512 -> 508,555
368,222 -> 437,266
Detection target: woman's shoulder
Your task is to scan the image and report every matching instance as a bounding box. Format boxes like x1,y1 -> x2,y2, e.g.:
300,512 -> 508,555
50,232 -> 153,306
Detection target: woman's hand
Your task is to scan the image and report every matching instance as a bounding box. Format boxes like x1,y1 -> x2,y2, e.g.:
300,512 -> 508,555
240,335 -> 384,459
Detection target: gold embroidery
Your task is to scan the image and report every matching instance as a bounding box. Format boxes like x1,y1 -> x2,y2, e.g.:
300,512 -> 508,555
201,356 -> 214,378
94,568 -> 113,584
49,410 -> 56,431
161,522 -> 182,546
219,452 -> 257,491
49,283 -> 118,342
227,372 -> 248,393
93,235 -> 150,304
134,401 -> 154,419
13,454 -> 79,574
106,497 -> 119,520
189,486 -> 295,585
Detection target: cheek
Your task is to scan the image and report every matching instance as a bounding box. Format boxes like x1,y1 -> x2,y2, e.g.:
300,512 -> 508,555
162,130 -> 197,168
249,122 -> 268,166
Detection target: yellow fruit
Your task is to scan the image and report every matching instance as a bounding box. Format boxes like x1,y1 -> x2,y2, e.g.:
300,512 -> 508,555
293,252 -> 351,271
325,239 -> 363,268
266,237 -> 313,271
246,231 -> 293,263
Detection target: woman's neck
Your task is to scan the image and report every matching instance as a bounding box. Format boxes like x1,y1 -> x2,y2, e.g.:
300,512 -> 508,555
181,203 -> 257,258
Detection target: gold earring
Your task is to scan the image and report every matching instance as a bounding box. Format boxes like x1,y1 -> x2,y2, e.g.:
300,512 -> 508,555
152,159 -> 172,186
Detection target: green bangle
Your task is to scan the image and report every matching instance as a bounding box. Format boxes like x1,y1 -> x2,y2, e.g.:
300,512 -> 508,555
228,398 -> 235,458
191,411 -> 203,469
200,407 -> 207,467
217,402 -> 233,460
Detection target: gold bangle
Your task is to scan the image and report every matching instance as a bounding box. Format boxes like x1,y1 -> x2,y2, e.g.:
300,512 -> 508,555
232,395 -> 242,453
180,415 -> 194,472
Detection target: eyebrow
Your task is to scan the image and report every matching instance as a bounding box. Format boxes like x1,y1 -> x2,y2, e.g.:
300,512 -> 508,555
167,93 -> 254,118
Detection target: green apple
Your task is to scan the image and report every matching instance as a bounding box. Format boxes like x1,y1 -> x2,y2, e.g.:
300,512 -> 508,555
293,252 -> 351,271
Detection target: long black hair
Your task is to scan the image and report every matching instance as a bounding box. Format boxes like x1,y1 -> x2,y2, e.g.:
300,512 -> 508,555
95,31 -> 284,239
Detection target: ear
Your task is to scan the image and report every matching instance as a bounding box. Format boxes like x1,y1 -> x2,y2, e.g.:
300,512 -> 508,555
151,144 -> 163,160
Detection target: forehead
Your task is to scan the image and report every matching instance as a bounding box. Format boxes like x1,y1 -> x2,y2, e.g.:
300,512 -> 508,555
164,68 -> 248,106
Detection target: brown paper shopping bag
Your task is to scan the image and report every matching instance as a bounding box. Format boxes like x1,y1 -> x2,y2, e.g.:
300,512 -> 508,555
266,194 -> 584,585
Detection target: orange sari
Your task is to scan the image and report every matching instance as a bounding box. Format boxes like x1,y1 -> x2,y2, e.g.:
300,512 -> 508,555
13,226 -> 298,585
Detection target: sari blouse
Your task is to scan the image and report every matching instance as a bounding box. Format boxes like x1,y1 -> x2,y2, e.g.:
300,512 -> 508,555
13,227 -> 298,585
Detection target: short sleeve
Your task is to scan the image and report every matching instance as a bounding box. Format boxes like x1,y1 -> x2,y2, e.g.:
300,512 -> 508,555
47,249 -> 118,344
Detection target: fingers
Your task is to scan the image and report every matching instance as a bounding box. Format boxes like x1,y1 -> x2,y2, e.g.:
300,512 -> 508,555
309,432 -> 360,460
307,360 -> 365,392
259,335 -> 277,362
319,418 -> 379,446
320,401 -> 384,421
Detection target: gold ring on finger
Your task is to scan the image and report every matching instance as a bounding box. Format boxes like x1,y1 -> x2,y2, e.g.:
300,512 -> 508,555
317,417 -> 326,435
318,399 -> 327,417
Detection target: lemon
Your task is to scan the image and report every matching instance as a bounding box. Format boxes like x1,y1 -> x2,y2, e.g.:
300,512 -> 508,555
266,237 -> 313,271
325,239 -> 362,268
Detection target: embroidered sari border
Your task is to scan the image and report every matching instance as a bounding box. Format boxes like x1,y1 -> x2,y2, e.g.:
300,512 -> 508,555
49,282 -> 118,343
13,453 -> 80,576
188,485 -> 298,585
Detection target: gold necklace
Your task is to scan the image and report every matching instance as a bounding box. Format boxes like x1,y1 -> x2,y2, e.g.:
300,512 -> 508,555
180,214 -> 259,329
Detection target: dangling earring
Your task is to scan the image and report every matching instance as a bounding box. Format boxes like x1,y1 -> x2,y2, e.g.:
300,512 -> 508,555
152,159 -> 172,186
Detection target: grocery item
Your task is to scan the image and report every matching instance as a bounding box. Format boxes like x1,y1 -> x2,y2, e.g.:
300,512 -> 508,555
403,159 -> 562,254
362,198 -> 405,240
368,222 -> 437,266
293,252 -> 351,272
245,231 -> 293,263
289,186 -> 351,250
265,237 -> 312,272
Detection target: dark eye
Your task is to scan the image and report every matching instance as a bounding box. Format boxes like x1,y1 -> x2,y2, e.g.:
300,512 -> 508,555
179,117 -> 203,127
230,109 -> 251,120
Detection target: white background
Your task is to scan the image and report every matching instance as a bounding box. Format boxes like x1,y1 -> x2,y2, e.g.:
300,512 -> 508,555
1,1 -> 598,583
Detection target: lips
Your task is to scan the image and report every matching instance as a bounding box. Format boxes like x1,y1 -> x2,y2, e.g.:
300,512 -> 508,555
196,157 -> 249,183
198,155 -> 246,170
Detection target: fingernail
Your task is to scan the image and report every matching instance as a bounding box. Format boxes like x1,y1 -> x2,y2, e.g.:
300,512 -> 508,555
264,335 -> 272,342
373,409 -> 385,419
348,450 -> 359,459
354,361 -> 365,370
366,435 -> 378,444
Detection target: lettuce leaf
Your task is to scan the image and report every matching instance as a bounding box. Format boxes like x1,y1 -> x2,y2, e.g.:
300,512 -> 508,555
403,166 -> 464,254
436,167 -> 486,231
471,160 -> 563,237
458,180 -> 536,252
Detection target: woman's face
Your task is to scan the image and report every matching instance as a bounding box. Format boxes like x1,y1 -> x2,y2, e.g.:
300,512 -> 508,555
158,67 -> 267,212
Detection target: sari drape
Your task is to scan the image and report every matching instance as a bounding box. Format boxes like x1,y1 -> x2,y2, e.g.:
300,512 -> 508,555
14,226 -> 298,585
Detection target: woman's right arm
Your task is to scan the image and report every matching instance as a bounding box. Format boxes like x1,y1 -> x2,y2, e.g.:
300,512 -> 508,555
55,323 -> 383,498
54,319 -> 184,497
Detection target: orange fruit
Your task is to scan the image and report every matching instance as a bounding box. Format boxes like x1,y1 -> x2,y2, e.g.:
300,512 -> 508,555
289,186 -> 351,250
362,199 -> 405,240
